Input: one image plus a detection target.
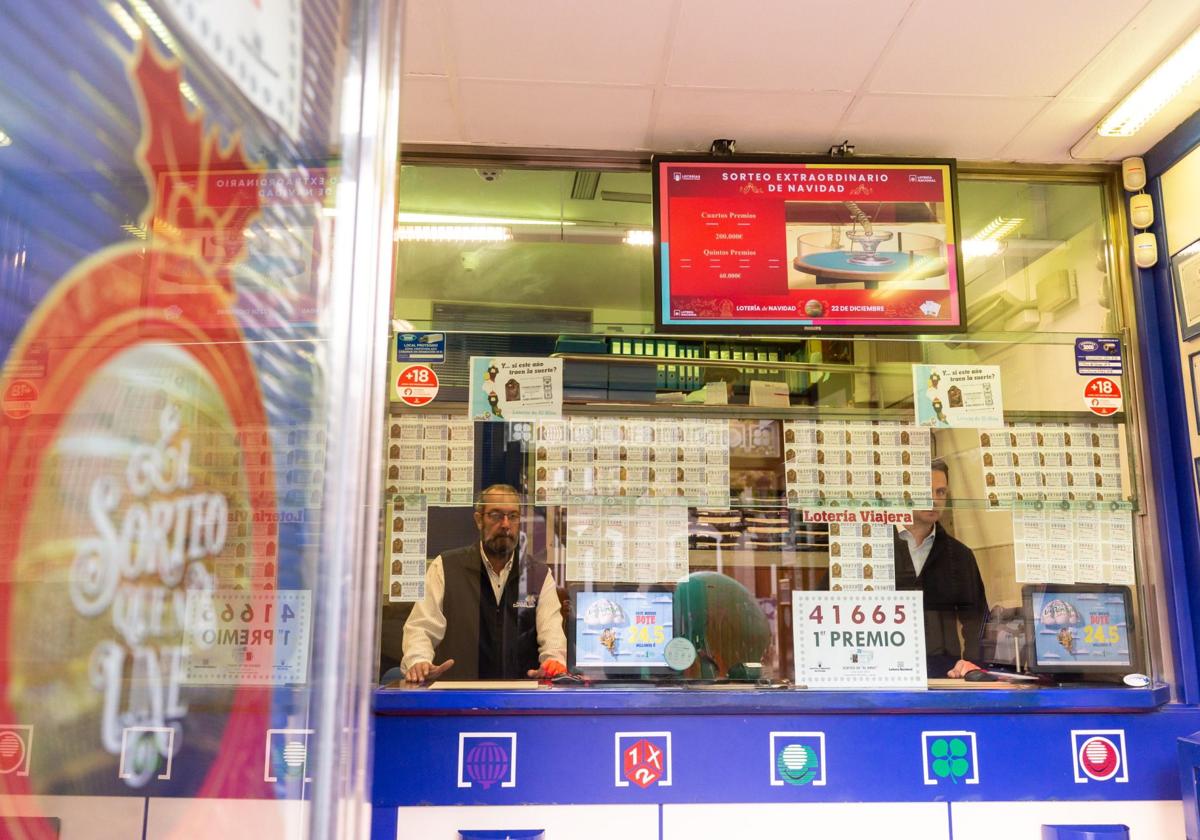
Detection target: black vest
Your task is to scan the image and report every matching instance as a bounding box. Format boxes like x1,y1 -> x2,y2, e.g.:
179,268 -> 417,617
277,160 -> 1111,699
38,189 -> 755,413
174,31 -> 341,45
434,544 -> 549,680
893,527 -> 989,674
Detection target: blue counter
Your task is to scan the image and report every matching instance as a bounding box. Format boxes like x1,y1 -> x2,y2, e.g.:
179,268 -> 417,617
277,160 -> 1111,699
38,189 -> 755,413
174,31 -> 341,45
372,684 -> 1195,840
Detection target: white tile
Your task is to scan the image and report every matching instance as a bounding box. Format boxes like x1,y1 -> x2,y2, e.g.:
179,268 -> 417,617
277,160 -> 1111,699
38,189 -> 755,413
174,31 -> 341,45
1,795 -> 144,840
664,802 -> 950,840
459,80 -> 655,149
668,0 -> 910,90
402,0 -> 450,76
400,76 -> 463,144
951,799 -> 1183,840
652,87 -> 853,153
1063,0 -> 1200,101
998,98 -> 1109,162
398,804 -> 660,840
870,0 -> 1143,97
839,94 -> 1050,160
446,0 -> 677,85
147,797 -> 309,840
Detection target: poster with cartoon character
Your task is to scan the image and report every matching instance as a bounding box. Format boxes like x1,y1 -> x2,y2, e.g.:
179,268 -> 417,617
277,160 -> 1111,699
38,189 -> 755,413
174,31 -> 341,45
469,356 -> 563,422
913,364 -> 1003,428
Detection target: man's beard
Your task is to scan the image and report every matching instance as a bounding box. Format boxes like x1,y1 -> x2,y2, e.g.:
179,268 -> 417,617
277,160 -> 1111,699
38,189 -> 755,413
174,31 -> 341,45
483,533 -> 516,558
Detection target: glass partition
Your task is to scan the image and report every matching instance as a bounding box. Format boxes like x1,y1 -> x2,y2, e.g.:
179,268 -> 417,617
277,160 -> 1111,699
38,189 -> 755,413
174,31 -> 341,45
0,2 -> 398,837
378,330 -> 1149,690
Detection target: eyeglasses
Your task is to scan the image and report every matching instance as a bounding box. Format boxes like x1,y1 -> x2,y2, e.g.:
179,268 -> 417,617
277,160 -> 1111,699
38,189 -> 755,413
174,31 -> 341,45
482,510 -> 521,524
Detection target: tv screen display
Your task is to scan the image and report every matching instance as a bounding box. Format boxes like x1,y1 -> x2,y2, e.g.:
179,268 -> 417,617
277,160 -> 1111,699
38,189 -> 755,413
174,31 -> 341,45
569,585 -> 676,676
653,154 -> 965,334
1023,584 -> 1136,674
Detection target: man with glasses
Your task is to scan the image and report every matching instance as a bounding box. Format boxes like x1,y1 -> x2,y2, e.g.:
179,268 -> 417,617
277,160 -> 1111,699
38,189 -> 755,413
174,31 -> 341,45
402,483 -> 567,682
894,459 -> 988,679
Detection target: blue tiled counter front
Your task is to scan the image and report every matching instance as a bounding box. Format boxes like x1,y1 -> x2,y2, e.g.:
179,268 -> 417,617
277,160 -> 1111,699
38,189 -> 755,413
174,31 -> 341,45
372,685 -> 1193,840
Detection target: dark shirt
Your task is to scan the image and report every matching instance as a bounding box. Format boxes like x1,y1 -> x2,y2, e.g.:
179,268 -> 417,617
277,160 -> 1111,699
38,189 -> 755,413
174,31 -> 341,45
893,527 -> 989,677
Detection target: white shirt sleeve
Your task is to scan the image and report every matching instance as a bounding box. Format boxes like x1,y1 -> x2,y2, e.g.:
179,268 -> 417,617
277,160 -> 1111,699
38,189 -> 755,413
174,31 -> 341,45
536,569 -> 568,665
400,556 -> 447,671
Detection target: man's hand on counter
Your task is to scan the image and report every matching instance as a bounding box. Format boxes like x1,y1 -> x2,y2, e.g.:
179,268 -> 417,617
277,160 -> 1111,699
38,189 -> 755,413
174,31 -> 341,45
946,659 -> 981,678
405,659 -> 455,684
527,660 -> 567,679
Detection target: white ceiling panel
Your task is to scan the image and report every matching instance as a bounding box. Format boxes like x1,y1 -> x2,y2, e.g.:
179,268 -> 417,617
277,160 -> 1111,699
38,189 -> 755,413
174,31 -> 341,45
458,81 -> 656,149
399,0 -> 1200,163
445,0 -> 677,85
667,0 -> 911,91
402,0 -> 450,77
996,99 -> 1107,162
400,76 -> 463,144
651,88 -> 853,153
1062,0 -> 1200,100
870,0 -> 1147,97
840,95 -> 1049,160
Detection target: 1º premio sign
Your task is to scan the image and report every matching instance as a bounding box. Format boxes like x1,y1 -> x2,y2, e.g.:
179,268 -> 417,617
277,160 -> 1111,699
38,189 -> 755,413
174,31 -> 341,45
791,591 -> 927,689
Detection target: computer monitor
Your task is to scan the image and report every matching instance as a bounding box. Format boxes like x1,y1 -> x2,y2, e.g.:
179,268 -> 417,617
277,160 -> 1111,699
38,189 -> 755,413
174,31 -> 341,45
1022,584 -> 1138,678
568,584 -> 677,679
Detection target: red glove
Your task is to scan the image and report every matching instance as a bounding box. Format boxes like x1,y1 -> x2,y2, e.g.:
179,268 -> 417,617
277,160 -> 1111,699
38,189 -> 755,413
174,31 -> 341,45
541,659 -> 567,677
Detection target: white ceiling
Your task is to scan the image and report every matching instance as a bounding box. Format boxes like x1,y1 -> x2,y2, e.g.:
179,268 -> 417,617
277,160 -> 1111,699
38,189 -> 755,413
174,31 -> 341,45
401,0 -> 1200,162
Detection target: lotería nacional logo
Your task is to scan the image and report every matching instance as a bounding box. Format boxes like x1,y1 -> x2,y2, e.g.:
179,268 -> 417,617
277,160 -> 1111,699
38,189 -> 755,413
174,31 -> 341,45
0,35 -> 278,800
615,731 -> 672,788
458,733 -> 517,790
769,731 -> 826,786
1071,729 -> 1128,783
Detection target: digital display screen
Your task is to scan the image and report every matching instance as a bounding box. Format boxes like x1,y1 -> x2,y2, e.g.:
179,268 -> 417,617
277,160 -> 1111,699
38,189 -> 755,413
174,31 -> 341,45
1027,587 -> 1133,671
654,155 -> 965,333
571,588 -> 675,672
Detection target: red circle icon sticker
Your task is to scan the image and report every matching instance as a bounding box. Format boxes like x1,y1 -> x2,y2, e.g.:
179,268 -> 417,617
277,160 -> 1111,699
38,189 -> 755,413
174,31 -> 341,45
1083,376 -> 1121,417
1078,735 -> 1121,781
396,364 -> 439,406
2,379 -> 38,420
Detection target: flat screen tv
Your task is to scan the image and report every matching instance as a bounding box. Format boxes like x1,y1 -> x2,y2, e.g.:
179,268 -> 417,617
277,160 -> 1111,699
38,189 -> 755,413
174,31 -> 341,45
1022,584 -> 1139,678
653,154 -> 965,334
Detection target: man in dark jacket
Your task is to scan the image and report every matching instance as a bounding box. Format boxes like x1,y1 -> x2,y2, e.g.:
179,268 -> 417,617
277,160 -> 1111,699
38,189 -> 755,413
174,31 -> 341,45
402,484 -> 567,682
894,459 -> 988,678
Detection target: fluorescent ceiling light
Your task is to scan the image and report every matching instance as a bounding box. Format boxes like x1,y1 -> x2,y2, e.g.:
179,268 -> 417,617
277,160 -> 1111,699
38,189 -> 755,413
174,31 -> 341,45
107,2 -> 143,40
962,239 -> 1004,259
397,212 -> 574,227
395,225 -> 512,243
0,130 -> 11,148
128,0 -> 180,53
1100,28 -> 1200,137
970,216 -> 1024,241
178,81 -> 201,110
623,230 -> 653,247
962,216 -> 1022,261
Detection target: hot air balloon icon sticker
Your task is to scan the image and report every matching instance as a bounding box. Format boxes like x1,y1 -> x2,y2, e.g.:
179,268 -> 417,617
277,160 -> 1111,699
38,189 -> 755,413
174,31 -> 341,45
458,732 -> 517,789
769,731 -> 826,786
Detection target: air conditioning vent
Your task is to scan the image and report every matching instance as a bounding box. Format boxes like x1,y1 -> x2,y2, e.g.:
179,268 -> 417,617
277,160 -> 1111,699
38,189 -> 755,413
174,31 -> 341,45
570,171 -> 601,200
